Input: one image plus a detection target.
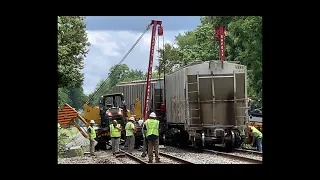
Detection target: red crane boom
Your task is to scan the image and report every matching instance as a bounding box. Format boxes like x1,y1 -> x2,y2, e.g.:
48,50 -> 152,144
143,20 -> 163,121
214,26 -> 226,61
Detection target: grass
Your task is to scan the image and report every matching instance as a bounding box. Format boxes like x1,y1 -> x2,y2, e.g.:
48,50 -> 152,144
58,127 -> 83,158
58,127 -> 80,144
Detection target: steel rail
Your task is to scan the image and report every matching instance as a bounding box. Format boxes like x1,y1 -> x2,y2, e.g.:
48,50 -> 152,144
158,151 -> 195,164
234,148 -> 263,156
119,150 -> 148,164
203,149 -> 262,164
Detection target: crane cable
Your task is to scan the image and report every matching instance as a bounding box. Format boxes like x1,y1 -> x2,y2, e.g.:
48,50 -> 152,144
86,24 -> 152,105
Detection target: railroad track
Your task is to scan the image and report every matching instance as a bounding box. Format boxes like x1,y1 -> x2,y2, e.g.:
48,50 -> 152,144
234,148 -> 262,156
158,151 -> 194,164
123,149 -> 194,164
119,150 -> 148,164
203,149 -> 262,164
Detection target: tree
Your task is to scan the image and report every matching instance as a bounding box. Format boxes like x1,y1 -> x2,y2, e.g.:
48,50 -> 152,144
107,64 -> 130,88
122,69 -> 145,82
58,16 -> 90,110
151,71 -> 164,79
58,16 -> 90,89
87,64 -> 147,106
227,16 -> 262,98
58,88 -> 69,109
157,16 -> 262,100
68,87 -> 88,110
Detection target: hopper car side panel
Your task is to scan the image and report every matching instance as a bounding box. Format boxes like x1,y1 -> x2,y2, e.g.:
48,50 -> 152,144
112,79 -> 164,118
165,68 -> 187,125
165,60 -> 248,149
112,79 -> 165,146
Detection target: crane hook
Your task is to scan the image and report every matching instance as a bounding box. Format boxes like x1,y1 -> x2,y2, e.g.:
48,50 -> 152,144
158,25 -> 163,36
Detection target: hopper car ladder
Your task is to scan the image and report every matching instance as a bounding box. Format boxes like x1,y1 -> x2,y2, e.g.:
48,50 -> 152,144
187,74 -> 201,124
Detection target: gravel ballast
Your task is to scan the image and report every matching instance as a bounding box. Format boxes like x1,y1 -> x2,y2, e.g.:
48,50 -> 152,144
231,152 -> 262,161
130,150 -> 181,164
160,146 -> 253,164
58,151 -> 139,164
58,146 -> 262,164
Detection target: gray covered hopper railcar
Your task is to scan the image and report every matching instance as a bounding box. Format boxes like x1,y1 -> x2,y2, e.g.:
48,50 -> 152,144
112,78 -> 164,118
112,78 -> 166,146
165,60 -> 248,149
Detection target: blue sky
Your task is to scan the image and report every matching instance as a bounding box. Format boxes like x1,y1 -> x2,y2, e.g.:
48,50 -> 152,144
82,16 -> 201,95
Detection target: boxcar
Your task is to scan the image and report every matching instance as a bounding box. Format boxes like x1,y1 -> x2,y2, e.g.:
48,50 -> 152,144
165,60 -> 248,149
112,78 -> 166,146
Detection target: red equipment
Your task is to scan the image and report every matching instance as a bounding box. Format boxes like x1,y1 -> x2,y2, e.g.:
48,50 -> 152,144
214,26 -> 226,61
143,20 -> 163,121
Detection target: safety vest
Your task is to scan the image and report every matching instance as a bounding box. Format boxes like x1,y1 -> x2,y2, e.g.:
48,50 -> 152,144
88,126 -> 96,139
125,122 -> 135,136
145,119 -> 159,137
251,126 -> 262,138
110,124 -> 121,138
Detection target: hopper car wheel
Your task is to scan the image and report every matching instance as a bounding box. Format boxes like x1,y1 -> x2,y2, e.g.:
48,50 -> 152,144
191,139 -> 203,150
171,133 -> 179,146
178,131 -> 189,148
224,129 -> 241,150
161,134 -> 166,145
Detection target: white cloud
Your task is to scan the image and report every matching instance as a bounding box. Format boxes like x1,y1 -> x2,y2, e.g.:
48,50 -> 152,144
82,29 -> 186,95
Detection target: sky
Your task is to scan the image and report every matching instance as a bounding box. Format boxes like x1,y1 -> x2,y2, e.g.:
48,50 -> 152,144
82,16 -> 201,95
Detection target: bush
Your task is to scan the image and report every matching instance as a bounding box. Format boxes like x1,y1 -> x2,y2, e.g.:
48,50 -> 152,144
58,126 -> 83,158
58,127 -> 69,158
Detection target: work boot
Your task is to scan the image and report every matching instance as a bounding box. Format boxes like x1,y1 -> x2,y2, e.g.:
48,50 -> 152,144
148,160 -> 153,163
155,158 -> 161,163
141,153 -> 146,157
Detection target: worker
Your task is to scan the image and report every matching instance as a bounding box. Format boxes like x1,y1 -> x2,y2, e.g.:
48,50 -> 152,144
125,117 -> 136,154
141,120 -> 148,157
238,125 -> 246,148
87,120 -> 97,156
109,120 -> 122,155
144,112 -> 160,163
248,125 -> 263,152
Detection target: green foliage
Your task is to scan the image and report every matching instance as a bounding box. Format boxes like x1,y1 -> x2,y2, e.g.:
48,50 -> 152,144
58,87 -> 87,110
123,69 -> 145,82
88,64 -> 146,106
57,127 -> 69,158
151,71 -> 164,79
58,88 -> 69,109
68,87 -> 88,110
57,16 -> 90,110
57,126 -> 81,158
58,16 -> 90,89
157,16 -> 262,100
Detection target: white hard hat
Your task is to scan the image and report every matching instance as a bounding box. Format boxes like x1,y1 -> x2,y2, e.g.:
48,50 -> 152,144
149,112 -> 156,118
129,117 -> 135,121
90,120 -> 95,124
137,119 -> 144,126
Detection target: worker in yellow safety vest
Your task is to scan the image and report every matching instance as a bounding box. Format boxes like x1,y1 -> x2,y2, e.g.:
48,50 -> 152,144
248,125 -> 263,152
109,120 -> 122,155
125,117 -> 136,154
144,112 -> 161,163
88,120 -> 97,156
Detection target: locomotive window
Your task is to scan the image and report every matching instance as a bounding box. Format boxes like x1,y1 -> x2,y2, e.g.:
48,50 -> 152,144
114,96 -> 122,107
104,96 -> 122,108
105,97 -> 113,107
